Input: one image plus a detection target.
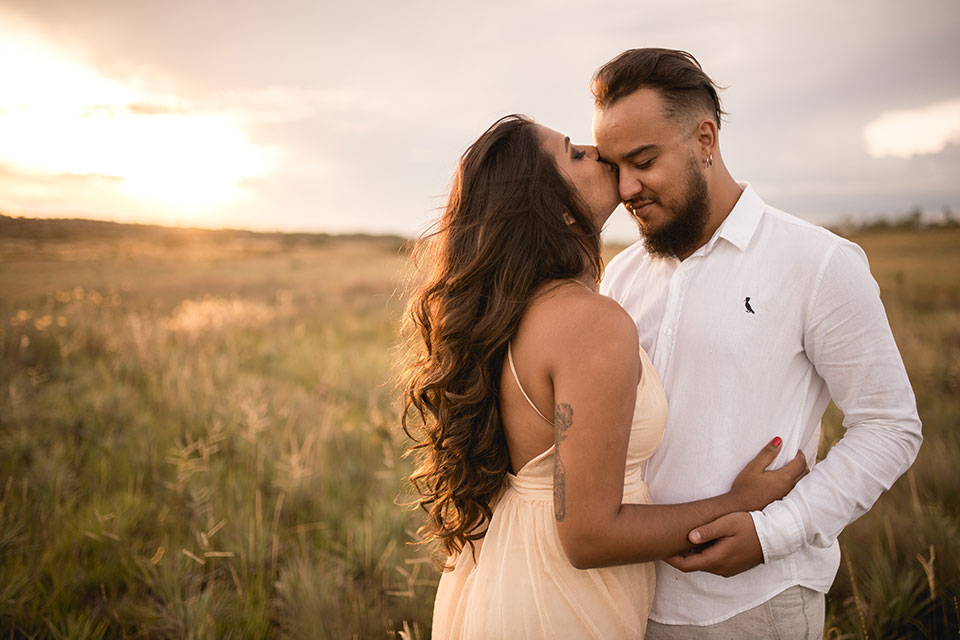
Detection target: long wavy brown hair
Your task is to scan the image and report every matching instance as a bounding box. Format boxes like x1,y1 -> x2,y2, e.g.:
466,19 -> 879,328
398,114 -> 604,560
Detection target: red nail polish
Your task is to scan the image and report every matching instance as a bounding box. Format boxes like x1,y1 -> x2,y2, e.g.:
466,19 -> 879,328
771,436 -> 782,447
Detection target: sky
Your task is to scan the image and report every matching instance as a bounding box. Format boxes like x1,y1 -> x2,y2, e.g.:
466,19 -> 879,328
1,0 -> 959,242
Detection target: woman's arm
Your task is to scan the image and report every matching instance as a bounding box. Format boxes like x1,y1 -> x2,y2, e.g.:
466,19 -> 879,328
549,296 -> 805,570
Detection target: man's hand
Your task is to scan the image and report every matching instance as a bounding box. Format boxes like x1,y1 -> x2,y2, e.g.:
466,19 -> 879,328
664,511 -> 763,577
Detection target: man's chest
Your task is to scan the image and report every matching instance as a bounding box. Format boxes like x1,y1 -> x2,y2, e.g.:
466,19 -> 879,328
621,255 -> 809,375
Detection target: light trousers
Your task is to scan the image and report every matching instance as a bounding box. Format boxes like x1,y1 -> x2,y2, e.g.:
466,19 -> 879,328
645,585 -> 825,640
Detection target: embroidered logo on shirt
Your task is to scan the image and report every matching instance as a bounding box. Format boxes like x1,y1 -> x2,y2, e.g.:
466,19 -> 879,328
744,297 -> 755,314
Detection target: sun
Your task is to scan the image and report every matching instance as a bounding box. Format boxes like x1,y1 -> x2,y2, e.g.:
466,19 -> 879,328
0,24 -> 270,214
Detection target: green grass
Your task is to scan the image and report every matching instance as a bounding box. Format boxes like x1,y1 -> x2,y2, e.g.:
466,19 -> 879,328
1,221 -> 958,638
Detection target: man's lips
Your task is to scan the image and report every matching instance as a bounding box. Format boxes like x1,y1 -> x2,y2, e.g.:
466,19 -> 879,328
626,200 -> 655,218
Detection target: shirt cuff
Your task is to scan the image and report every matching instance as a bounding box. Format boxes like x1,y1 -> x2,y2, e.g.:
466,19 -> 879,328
750,499 -> 806,562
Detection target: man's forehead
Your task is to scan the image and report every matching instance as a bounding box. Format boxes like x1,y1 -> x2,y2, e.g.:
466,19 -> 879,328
594,90 -> 673,151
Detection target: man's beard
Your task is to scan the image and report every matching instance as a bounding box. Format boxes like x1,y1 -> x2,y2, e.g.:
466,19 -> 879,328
634,158 -> 710,259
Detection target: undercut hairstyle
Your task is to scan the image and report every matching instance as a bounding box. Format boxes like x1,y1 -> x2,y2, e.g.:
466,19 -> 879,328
398,114 -> 603,562
591,48 -> 725,129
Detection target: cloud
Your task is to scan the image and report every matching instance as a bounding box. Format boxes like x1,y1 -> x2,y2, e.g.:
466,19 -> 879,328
209,87 -> 364,124
863,98 -> 960,159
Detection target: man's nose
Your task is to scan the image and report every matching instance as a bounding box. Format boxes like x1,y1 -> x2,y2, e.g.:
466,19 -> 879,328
619,171 -> 641,203
583,145 -> 600,161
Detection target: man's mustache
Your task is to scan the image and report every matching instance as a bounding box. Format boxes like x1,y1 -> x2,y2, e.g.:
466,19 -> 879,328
624,195 -> 658,213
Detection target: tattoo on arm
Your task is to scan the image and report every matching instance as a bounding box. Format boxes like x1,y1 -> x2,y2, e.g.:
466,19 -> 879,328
553,403 -> 573,522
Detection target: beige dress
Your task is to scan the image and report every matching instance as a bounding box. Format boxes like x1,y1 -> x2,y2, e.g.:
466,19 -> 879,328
432,345 -> 668,639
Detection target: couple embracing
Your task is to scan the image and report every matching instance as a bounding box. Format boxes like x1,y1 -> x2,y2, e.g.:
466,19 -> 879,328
399,48 -> 921,639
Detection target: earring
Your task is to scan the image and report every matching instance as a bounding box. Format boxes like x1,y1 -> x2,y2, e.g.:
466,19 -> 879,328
705,154 -> 713,168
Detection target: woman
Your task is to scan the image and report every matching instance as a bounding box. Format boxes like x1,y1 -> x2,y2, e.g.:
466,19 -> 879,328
399,115 -> 806,638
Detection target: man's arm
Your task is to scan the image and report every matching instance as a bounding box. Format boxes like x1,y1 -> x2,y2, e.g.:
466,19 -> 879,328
668,239 -> 922,575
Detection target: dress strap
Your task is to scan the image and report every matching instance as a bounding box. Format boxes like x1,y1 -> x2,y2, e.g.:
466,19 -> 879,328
507,343 -> 554,427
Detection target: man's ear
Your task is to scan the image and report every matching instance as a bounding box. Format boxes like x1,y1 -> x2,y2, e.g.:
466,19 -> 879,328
695,118 -> 718,164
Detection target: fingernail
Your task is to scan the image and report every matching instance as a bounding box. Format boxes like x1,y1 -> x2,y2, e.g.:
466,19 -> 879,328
770,436 -> 782,447
690,530 -> 701,544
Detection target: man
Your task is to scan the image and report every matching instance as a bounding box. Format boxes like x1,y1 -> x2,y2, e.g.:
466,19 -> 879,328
593,48 -> 922,638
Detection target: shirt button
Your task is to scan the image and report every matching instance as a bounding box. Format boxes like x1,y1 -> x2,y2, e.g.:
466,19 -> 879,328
664,327 -> 673,336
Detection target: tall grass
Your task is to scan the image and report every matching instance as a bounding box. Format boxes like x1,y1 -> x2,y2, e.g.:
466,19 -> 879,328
0,225 -> 957,638
1,233 -> 433,638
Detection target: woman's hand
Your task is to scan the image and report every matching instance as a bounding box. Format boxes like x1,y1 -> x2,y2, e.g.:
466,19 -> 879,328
728,437 -> 808,513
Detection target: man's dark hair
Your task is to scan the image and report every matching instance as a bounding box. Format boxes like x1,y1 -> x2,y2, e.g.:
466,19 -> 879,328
591,48 -> 725,129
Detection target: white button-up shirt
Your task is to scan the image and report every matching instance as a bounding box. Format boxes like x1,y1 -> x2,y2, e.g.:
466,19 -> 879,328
601,183 -> 922,625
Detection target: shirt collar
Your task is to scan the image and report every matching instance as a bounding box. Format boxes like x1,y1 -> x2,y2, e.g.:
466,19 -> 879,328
714,182 -> 765,252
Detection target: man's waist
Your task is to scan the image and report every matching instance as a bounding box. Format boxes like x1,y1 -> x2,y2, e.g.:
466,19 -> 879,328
649,546 -> 839,625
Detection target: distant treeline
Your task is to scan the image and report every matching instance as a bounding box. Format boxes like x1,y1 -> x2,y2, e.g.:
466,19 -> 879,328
830,206 -> 960,235
0,213 -> 408,250
3,208 -> 956,251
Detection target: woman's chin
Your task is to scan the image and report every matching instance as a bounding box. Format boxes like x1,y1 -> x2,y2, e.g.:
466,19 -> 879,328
602,200 -> 621,220
592,208 -> 616,230
585,197 -> 620,229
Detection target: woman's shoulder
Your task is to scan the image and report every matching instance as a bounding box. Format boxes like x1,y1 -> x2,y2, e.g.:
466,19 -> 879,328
527,282 -> 639,359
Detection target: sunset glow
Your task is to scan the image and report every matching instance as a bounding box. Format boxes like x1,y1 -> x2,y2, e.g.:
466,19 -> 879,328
0,28 -> 269,213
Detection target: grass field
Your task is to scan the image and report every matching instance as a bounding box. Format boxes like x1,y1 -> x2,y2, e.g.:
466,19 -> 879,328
0,217 -> 957,638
